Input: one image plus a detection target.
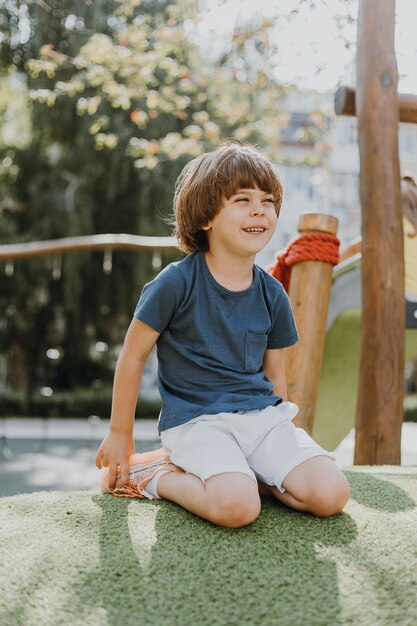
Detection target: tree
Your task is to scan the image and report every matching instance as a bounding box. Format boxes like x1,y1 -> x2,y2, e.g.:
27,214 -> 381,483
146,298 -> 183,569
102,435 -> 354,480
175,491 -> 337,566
0,0 -> 294,410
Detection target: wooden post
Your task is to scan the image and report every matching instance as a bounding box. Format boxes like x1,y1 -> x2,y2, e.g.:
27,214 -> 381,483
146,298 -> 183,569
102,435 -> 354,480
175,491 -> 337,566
355,0 -> 404,464
285,213 -> 339,434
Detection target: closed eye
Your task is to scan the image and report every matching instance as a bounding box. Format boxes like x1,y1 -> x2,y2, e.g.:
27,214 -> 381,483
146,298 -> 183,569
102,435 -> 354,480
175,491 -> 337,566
233,196 -> 275,205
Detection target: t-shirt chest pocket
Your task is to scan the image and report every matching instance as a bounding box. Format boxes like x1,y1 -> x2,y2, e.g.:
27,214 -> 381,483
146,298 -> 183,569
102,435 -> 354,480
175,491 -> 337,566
244,331 -> 268,372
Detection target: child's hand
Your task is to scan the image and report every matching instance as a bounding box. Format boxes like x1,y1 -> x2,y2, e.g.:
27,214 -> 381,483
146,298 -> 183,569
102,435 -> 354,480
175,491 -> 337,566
96,431 -> 135,490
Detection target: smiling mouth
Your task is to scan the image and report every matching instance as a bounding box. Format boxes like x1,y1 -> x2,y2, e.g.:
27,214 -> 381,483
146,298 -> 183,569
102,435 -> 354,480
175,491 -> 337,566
242,227 -> 267,233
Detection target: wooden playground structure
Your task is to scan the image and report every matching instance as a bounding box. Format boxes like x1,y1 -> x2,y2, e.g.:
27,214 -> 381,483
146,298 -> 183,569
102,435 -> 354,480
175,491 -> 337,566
1,0 -> 416,465
279,0 -> 417,464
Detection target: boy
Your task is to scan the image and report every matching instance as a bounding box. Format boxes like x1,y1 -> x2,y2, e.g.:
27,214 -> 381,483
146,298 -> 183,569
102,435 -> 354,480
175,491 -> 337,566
96,143 -> 350,528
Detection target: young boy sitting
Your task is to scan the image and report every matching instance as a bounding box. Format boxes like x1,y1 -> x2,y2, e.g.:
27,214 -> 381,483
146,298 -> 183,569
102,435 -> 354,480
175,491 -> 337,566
96,143 -> 351,528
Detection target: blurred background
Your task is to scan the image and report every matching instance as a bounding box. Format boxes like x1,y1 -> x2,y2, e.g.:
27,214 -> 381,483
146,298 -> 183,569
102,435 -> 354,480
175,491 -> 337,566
1,0 -> 416,494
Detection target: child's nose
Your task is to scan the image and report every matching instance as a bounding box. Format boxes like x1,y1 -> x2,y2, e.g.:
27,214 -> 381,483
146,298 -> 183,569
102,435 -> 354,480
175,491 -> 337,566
250,202 -> 264,215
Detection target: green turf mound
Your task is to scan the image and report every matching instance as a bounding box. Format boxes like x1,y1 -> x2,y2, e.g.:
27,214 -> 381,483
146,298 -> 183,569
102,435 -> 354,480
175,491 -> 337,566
1,466 -> 417,626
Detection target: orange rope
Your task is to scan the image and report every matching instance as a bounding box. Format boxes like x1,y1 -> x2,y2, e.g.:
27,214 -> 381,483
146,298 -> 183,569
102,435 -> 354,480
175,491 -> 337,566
265,232 -> 340,293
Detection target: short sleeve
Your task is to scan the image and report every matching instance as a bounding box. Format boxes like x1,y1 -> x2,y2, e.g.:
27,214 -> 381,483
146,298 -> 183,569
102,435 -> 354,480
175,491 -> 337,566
134,264 -> 185,334
267,285 -> 299,349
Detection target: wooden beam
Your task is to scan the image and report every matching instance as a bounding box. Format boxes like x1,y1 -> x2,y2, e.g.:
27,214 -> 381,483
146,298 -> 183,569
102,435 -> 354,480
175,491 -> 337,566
354,0 -> 404,464
0,233 -> 178,261
335,85 -> 417,124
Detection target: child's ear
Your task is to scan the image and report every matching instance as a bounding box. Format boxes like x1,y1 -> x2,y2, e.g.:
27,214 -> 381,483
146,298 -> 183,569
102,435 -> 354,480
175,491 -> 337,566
202,223 -> 212,231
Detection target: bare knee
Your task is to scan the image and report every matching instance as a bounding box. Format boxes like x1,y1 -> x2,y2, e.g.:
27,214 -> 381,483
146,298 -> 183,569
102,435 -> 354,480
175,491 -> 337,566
307,476 -> 351,517
211,495 -> 261,528
207,477 -> 261,528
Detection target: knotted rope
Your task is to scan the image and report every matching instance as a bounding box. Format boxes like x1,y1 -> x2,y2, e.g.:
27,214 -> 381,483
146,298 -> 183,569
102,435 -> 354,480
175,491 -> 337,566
265,232 -> 340,293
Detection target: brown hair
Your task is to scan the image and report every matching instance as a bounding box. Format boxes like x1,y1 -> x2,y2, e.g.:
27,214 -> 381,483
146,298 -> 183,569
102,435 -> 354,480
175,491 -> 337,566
173,143 -> 283,253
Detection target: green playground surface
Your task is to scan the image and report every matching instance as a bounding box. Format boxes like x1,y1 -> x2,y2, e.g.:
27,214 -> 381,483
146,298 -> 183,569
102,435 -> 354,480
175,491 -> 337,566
1,466 -> 417,626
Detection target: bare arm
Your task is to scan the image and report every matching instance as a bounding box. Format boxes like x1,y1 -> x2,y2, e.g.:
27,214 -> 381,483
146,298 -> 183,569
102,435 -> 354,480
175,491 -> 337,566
263,348 -> 287,400
95,318 -> 160,489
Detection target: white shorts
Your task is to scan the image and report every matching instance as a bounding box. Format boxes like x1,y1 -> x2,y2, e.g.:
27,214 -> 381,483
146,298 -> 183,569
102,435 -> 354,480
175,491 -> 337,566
160,402 -> 335,493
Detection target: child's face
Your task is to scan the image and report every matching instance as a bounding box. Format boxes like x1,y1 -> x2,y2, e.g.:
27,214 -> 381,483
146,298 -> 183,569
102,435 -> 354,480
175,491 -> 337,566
203,186 -> 278,258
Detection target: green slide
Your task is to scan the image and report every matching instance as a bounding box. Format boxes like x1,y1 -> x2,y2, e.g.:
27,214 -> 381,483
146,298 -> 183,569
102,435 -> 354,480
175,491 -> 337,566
313,255 -> 417,451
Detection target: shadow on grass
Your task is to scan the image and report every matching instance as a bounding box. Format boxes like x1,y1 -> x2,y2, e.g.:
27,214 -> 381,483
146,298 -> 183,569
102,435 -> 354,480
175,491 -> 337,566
82,495 -> 359,626
2,469 -> 415,626
71,495 -> 143,626
344,470 -> 416,512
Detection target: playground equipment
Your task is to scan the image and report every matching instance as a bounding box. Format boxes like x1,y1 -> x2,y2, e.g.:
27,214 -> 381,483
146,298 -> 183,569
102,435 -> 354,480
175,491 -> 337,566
331,0 -> 415,464
267,213 -> 340,435
314,212 -> 417,452
0,233 -> 177,263
268,207 -> 417,453
351,0 -> 403,465
335,85 -> 417,125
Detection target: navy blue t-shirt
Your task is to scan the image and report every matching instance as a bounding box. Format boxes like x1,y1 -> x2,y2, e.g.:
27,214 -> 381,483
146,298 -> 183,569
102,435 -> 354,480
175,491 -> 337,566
135,252 -> 298,433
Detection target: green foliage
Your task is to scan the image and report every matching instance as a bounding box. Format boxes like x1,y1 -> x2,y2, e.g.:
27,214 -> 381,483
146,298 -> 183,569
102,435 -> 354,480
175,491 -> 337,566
0,0 -> 291,409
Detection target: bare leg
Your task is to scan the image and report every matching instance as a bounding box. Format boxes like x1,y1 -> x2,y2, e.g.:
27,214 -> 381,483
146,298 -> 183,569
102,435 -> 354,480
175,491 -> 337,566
259,456 -> 351,517
157,470 -> 261,528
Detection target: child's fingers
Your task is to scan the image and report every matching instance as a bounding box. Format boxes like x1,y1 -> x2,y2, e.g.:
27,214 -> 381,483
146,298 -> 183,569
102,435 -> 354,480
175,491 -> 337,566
107,463 -> 119,490
119,462 -> 130,487
95,450 -> 103,469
